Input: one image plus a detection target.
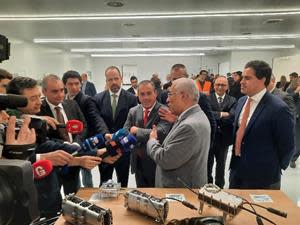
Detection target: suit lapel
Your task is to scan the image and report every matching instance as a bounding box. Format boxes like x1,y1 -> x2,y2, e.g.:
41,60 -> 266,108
145,102 -> 160,128
104,91 -> 113,120
115,89 -> 126,119
233,97 -> 247,133
244,92 -> 268,135
136,105 -> 144,127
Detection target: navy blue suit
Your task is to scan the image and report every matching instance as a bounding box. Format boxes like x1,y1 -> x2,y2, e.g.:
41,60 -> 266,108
229,92 -> 295,189
94,89 -> 137,186
82,81 -> 97,96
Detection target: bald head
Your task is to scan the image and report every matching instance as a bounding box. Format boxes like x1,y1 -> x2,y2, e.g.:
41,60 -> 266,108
173,78 -> 199,103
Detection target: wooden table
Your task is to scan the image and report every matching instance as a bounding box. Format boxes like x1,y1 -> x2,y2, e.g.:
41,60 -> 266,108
55,188 -> 300,225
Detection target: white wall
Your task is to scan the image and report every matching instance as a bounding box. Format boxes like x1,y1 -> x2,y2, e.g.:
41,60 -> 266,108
2,41 -> 300,92
1,41 -> 91,80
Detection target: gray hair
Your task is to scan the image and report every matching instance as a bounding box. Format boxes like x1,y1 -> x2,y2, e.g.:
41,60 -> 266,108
41,74 -> 61,90
173,78 -> 199,103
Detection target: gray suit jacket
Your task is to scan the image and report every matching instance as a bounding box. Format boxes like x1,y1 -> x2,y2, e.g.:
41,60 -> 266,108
123,102 -> 171,173
147,104 -> 211,188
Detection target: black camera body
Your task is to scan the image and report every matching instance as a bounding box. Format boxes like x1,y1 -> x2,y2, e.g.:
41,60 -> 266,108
0,159 -> 39,225
0,34 -> 10,63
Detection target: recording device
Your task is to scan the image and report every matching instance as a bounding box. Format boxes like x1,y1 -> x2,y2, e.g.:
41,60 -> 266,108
0,159 -> 39,225
32,159 -> 53,180
0,34 -> 10,63
73,128 -> 137,157
56,119 -> 84,134
62,194 -> 113,225
0,94 -> 28,110
124,189 -> 169,223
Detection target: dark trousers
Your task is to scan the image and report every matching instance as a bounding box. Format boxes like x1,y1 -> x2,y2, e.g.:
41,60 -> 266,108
291,120 -> 300,162
57,167 -> 80,195
35,171 -> 62,218
99,153 -> 130,187
229,170 -> 281,190
135,156 -> 156,187
207,141 -> 229,188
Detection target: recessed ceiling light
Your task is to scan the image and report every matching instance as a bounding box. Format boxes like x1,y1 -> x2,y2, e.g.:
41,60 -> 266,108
2,9 -> 300,21
106,1 -> 124,7
33,34 -> 300,43
91,53 -> 205,57
72,45 -> 295,53
242,32 -> 252,35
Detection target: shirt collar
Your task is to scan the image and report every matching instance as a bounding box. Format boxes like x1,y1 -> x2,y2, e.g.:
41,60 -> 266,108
46,98 -> 63,110
142,102 -> 157,113
215,93 -> 225,99
109,88 -> 122,97
250,88 -> 266,103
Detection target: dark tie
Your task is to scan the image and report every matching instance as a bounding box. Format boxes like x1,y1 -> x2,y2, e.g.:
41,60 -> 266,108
55,106 -> 70,142
111,94 -> 117,121
234,98 -> 252,156
218,96 -> 223,104
143,109 -> 149,127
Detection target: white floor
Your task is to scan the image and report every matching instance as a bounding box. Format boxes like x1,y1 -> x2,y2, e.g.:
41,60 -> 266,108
86,149 -> 300,207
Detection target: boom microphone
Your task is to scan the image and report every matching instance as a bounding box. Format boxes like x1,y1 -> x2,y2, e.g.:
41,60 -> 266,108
56,120 -> 84,134
32,160 -> 53,180
0,94 -> 28,110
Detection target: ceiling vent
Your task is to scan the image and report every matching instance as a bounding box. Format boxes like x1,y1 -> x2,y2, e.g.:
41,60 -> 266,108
106,1 -> 124,7
263,18 -> 284,24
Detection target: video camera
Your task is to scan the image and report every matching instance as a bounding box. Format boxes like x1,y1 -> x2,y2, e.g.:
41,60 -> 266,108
0,34 -> 10,63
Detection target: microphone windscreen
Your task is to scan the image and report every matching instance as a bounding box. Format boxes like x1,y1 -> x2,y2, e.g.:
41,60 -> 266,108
0,94 -> 28,109
32,160 -> 53,180
119,133 -> 137,151
112,128 -> 129,142
66,120 -> 84,134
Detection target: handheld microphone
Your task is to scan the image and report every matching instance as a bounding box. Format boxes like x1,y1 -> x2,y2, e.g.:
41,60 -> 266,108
56,120 -> 84,134
32,160 -> 53,180
72,133 -> 106,156
0,94 -> 28,110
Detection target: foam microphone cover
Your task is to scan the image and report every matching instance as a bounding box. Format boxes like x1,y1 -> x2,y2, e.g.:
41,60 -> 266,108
0,94 -> 28,109
66,120 -> 84,134
32,159 -> 53,180
112,128 -> 129,142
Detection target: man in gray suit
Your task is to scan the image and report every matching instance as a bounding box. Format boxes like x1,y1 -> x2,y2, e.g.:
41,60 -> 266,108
124,80 -> 171,187
147,78 -> 211,188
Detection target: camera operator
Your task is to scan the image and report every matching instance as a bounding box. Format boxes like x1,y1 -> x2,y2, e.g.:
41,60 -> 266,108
5,76 -> 107,218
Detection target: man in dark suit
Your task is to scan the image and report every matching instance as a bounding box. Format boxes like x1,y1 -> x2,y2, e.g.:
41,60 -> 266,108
94,66 -> 137,187
229,60 -> 295,189
160,64 -> 216,147
38,74 -> 100,194
207,76 -> 236,188
123,80 -> 171,187
62,70 -> 110,187
127,75 -> 138,96
81,73 -> 97,96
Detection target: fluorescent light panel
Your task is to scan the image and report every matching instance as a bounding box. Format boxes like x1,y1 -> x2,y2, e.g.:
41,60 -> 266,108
72,45 -> 295,53
1,9 -> 300,20
91,53 -> 205,57
34,34 -> 300,43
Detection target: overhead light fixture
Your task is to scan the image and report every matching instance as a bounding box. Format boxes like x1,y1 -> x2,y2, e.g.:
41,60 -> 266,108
91,53 -> 205,57
34,34 -> 300,43
1,9 -> 300,21
263,18 -> 284,24
72,45 -> 295,53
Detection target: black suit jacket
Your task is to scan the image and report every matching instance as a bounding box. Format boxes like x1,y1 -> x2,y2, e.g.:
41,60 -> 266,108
74,92 -> 109,136
38,99 -> 88,143
208,94 -> 236,146
161,89 -> 216,145
127,87 -> 136,95
93,89 -> 138,133
82,81 -> 97,96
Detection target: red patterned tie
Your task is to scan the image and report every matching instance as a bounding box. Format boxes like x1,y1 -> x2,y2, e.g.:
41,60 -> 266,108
143,109 -> 149,127
235,98 -> 252,156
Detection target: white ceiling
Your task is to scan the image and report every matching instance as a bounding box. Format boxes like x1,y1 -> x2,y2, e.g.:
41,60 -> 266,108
1,0 -> 300,56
